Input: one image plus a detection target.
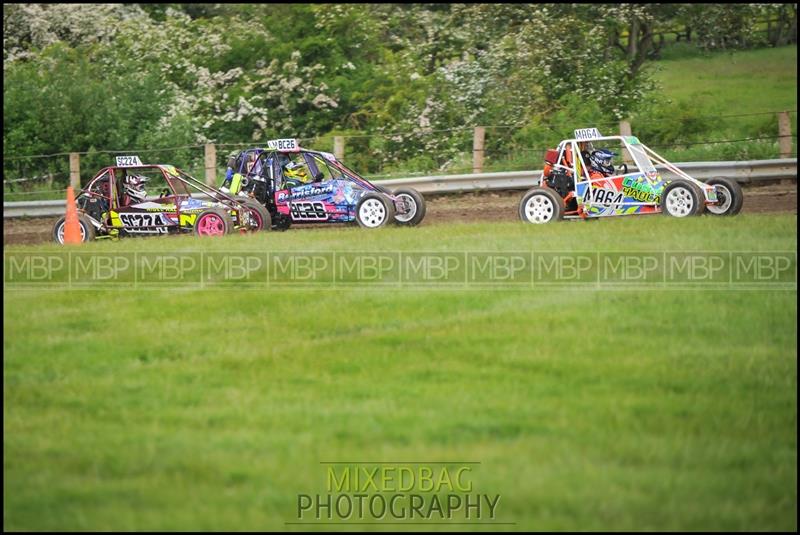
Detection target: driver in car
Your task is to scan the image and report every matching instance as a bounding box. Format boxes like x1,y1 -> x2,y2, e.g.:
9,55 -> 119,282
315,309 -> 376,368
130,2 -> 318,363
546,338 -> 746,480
122,174 -> 148,206
588,149 -> 617,179
283,160 -> 312,189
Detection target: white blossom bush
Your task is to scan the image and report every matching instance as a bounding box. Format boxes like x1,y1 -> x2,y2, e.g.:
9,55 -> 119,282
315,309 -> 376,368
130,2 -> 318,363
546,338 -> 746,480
3,3 -> 147,66
158,18 -> 338,144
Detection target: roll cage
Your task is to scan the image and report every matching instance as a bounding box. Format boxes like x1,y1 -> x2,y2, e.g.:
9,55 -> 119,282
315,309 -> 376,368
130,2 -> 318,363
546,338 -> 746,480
229,146 -> 380,193
80,164 -> 248,208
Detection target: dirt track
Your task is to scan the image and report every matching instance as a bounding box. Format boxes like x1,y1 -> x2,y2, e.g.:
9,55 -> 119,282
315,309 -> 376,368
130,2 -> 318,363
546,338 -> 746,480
4,182 -> 796,246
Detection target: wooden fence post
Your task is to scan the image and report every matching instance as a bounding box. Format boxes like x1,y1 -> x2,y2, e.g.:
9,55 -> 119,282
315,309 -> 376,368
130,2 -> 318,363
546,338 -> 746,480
204,143 -> 216,187
333,136 -> 345,161
778,111 -> 794,185
473,126 -> 485,174
619,120 -> 633,163
69,153 -> 81,190
778,111 -> 793,158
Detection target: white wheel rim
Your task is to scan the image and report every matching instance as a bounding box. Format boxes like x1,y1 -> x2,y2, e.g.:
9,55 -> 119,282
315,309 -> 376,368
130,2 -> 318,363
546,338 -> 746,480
359,199 -> 387,228
394,193 -> 417,223
56,221 -> 86,244
665,187 -> 694,217
523,194 -> 554,223
706,184 -> 732,215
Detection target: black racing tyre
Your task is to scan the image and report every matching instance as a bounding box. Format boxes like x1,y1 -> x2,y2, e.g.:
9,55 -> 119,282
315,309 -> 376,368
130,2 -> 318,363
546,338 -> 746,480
237,198 -> 271,231
272,214 -> 292,231
391,187 -> 426,226
660,180 -> 704,218
52,213 -> 96,244
690,182 -> 707,216
704,176 -> 744,216
193,208 -> 233,236
355,193 -> 395,228
518,186 -> 565,224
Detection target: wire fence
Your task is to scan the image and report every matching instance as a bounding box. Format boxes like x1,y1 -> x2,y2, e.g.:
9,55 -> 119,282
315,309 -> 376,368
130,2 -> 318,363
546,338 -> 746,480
3,110 -> 796,200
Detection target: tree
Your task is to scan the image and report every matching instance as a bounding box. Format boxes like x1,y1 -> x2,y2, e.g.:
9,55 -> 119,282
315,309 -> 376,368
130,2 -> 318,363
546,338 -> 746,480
762,3 -> 798,47
598,4 -> 680,75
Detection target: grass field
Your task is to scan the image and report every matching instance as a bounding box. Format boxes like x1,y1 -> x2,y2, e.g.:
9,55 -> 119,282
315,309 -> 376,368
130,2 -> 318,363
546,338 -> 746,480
636,45 -> 798,162
3,214 -> 797,531
651,45 -> 797,120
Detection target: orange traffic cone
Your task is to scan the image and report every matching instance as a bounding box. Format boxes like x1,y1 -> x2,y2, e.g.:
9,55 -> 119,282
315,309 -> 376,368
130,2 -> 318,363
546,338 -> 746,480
63,186 -> 82,244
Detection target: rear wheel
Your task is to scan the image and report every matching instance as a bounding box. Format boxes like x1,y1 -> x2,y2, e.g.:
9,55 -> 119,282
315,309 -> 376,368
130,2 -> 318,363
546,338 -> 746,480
660,180 -> 704,218
194,208 -> 232,236
704,176 -> 743,216
52,214 -> 96,244
238,198 -> 271,231
355,193 -> 395,228
392,187 -> 426,226
518,187 -> 565,224
272,214 -> 292,231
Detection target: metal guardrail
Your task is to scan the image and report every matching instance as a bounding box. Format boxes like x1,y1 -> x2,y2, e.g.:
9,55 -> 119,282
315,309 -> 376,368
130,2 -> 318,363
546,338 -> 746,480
3,158 -> 796,218
378,158 -> 798,194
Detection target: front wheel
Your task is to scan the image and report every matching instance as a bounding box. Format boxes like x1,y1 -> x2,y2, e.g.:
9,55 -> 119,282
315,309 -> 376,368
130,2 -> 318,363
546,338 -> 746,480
518,187 -> 565,224
660,180 -> 704,218
355,193 -> 395,228
392,187 -> 426,226
52,214 -> 96,244
194,208 -> 233,236
704,176 -> 744,216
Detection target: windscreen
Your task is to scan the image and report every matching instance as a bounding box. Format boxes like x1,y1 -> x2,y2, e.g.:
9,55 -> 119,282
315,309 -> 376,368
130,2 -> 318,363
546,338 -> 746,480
626,139 -> 657,175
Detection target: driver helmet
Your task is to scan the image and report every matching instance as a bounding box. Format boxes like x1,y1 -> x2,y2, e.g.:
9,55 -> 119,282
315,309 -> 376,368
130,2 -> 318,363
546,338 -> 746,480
124,174 -> 148,203
589,149 -> 616,176
284,161 -> 308,178
283,161 -> 309,184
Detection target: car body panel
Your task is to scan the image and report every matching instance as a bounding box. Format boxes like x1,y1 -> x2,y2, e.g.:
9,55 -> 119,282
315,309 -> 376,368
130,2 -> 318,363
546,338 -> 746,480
274,179 -> 369,222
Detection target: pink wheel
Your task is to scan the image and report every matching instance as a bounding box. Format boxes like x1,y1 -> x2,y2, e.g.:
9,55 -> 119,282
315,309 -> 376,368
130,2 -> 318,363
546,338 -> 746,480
194,209 -> 231,236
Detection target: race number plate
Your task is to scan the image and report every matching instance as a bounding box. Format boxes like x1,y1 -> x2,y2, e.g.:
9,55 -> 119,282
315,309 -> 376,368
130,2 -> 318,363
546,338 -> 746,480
267,138 -> 299,151
115,155 -> 143,167
120,212 -> 168,233
289,201 -> 328,221
573,128 -> 602,141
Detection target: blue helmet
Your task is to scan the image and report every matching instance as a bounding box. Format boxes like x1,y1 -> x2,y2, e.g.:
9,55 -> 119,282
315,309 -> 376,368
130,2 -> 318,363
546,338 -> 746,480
589,149 -> 616,176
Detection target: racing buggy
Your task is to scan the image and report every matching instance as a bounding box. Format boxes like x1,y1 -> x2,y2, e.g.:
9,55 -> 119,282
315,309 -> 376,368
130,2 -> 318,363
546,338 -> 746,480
220,138 -> 426,230
518,128 -> 743,224
52,156 -> 270,244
